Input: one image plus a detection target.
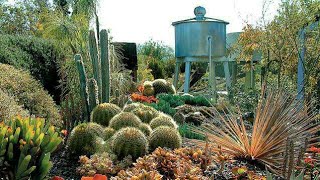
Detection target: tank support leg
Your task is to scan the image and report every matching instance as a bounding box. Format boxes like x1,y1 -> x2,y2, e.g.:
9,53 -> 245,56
174,60 -> 180,89
184,61 -> 191,93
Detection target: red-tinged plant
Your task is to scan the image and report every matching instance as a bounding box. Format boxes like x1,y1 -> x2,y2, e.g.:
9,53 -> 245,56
81,174 -> 107,180
51,176 -> 64,180
131,93 -> 157,103
191,88 -> 319,175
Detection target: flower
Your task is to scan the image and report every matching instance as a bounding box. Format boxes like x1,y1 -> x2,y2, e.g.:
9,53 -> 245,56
304,157 -> 316,164
61,129 -> 68,137
51,176 -> 64,180
309,146 -> 320,153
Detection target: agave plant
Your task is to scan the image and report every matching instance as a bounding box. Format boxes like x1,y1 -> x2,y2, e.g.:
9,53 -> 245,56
192,88 -> 319,175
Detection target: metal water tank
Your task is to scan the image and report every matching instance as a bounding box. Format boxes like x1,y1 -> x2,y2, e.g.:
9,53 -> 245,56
172,6 -> 229,58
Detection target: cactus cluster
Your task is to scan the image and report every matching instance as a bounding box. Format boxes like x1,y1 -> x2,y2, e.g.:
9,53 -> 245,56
138,123 -> 152,136
149,113 -> 177,129
123,103 -> 144,112
151,79 -> 176,95
132,105 -> 159,123
0,116 -> 62,180
104,127 -> 116,141
90,103 -> 122,126
149,126 -> 182,151
142,81 -> 155,96
67,123 -> 103,156
75,29 -> 111,121
109,112 -> 142,131
111,127 -> 148,159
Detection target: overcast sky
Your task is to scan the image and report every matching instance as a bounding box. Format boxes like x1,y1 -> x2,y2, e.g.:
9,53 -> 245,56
99,0 -> 281,47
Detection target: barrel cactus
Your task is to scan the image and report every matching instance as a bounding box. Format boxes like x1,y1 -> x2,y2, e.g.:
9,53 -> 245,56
109,112 -> 142,131
152,79 -> 176,95
104,127 -> 116,140
123,103 -> 144,112
149,126 -> 182,151
150,114 -> 178,129
143,81 -> 155,96
111,127 -> 148,159
87,122 -> 105,138
90,103 -> 121,126
132,105 -> 159,123
67,123 -> 103,155
138,123 -> 152,136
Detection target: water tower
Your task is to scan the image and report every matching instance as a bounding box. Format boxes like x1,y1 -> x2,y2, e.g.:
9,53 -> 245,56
172,6 -> 229,101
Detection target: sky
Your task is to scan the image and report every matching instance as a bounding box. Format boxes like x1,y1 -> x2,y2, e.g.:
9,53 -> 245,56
99,0 -> 281,48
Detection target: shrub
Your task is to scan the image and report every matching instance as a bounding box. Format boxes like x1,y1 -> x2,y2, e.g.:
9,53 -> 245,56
0,89 -> 29,121
109,112 -> 142,131
138,123 -> 152,136
111,127 -> 148,159
149,126 -> 182,151
0,34 -> 65,103
132,105 -> 159,123
178,123 -> 205,140
67,123 -> 103,156
104,127 -> 116,141
90,103 -> 121,126
0,116 -> 62,179
0,64 -> 61,127
149,114 -> 177,129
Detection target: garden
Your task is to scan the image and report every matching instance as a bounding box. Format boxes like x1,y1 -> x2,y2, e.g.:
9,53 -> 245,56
0,0 -> 320,180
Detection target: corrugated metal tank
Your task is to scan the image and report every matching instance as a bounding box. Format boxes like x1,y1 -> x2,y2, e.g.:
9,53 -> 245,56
172,6 -> 229,59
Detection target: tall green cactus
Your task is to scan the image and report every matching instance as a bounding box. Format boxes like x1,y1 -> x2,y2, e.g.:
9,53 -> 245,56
0,116 -> 62,180
75,54 -> 90,121
89,30 -> 102,102
88,78 -> 99,112
100,29 -> 110,103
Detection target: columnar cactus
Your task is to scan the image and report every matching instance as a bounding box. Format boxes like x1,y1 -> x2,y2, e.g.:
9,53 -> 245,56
90,103 -> 121,126
0,116 -> 62,180
111,127 -> 148,159
149,114 -> 178,129
108,112 -> 142,131
149,126 -> 182,151
100,30 -> 110,103
88,78 -> 99,113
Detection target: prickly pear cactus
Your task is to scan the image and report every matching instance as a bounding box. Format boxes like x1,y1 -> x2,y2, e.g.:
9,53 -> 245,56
149,126 -> 182,151
149,113 -> 177,129
109,112 -> 142,131
0,116 -> 62,180
90,103 -> 122,126
111,127 -> 148,159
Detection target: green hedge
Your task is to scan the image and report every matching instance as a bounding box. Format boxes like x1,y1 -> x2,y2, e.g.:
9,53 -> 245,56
0,34 -> 65,103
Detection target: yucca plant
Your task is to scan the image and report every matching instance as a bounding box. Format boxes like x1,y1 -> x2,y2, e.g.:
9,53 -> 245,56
191,88 -> 319,175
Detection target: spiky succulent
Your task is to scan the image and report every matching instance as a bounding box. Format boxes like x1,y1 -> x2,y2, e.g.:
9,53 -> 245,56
149,126 -> 182,151
123,103 -> 144,112
111,127 -> 148,159
67,123 -> 103,155
143,81 -> 155,96
109,112 -> 142,131
87,122 -> 105,138
90,103 -> 122,126
150,113 -> 178,129
138,123 -> 152,136
152,79 -> 176,95
132,105 -> 159,123
104,127 -> 116,140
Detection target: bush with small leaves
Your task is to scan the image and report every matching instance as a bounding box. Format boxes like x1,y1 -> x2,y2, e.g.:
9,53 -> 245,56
149,113 -> 177,129
90,103 -> 121,126
111,127 -> 148,159
109,112 -> 142,131
132,105 -> 159,123
138,123 -> 152,136
67,123 -> 103,156
104,127 -> 116,141
149,126 -> 182,151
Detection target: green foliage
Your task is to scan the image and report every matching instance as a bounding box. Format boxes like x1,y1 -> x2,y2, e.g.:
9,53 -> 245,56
111,127 -> 148,159
104,127 -> 116,141
0,34 -> 64,103
132,105 -> 159,124
0,89 -> 29,121
149,114 -> 177,129
138,123 -> 152,137
67,123 -> 103,156
0,64 -> 61,127
0,116 -> 62,180
149,126 -> 182,151
178,123 -> 205,140
108,112 -> 142,131
90,103 -> 121,126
